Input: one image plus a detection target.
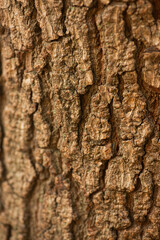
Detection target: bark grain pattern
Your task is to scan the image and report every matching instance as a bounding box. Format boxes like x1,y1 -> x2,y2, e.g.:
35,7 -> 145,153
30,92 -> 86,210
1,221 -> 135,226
0,0 -> 160,239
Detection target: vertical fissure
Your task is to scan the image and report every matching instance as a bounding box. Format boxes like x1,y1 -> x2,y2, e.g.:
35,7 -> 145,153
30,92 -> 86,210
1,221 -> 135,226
86,0 -> 102,87
117,74 -> 124,104
122,3 -> 132,40
6,224 -> 12,240
126,192 -> 134,226
62,0 -> 68,34
149,0 -> 160,21
77,92 -> 90,149
77,0 -> 103,149
108,99 -> 119,157
29,102 -> 39,175
0,44 -> 7,182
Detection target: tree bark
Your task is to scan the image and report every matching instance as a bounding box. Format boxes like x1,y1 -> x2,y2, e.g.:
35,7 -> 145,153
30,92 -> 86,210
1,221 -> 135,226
0,0 -> 160,239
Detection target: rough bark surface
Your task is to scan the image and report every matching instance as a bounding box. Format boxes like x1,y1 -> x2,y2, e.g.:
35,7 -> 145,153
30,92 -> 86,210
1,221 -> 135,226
0,0 -> 160,239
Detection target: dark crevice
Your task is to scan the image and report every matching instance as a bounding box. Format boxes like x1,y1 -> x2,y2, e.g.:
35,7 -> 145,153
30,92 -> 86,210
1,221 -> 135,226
100,159 -> 109,190
31,0 -> 42,40
132,38 -> 144,86
140,226 -> 143,240
62,0 -> 68,34
64,168 -> 77,240
6,224 -> 12,240
0,24 -> 5,36
134,156 -> 145,191
77,0 -> 103,149
133,175 -> 141,192
49,34 -> 70,43
122,3 -> 132,40
31,0 -> 42,39
77,93 -> 90,149
0,121 -> 6,181
108,99 -> 119,158
0,81 -> 7,182
34,22 -> 42,37
29,102 -> 39,175
0,41 -> 7,183
149,0 -> 160,21
117,74 -> 124,103
0,51 -> 2,76
86,0 -> 102,86
115,229 -> 119,240
88,188 -> 102,201
69,221 -> 76,240
126,192 -> 134,227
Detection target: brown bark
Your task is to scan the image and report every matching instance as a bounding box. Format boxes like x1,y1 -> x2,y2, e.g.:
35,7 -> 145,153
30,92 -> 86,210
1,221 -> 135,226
0,0 -> 160,239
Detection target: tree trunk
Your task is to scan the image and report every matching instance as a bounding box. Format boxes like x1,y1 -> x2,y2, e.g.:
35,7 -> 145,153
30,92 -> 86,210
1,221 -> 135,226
0,0 -> 160,239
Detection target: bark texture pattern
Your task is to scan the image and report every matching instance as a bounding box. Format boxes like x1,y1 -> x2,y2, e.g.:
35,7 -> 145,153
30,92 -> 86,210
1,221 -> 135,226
0,0 -> 160,239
